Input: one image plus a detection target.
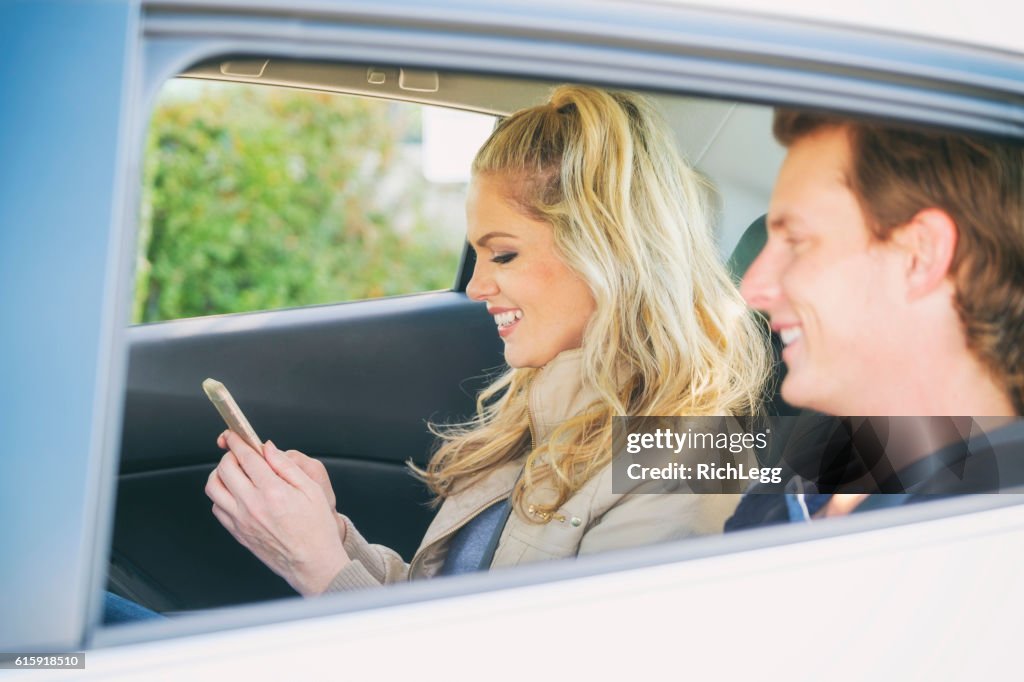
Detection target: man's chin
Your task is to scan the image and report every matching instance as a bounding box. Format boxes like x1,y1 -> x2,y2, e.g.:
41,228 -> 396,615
779,373 -> 826,414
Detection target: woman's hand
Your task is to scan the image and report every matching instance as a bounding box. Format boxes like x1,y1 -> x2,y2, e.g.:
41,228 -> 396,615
206,431 -> 350,596
216,433 -> 338,510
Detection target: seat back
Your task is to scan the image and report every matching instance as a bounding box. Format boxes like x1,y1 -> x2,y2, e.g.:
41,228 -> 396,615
726,214 -> 798,417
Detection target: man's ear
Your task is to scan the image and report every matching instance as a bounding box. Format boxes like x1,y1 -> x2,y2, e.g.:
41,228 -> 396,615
891,208 -> 958,299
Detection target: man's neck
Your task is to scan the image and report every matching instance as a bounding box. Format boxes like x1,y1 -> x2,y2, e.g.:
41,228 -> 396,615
861,350 -> 1015,417
874,417 -> 979,470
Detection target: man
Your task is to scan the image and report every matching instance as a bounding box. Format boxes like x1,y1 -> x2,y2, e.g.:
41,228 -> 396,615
729,111 -> 1024,526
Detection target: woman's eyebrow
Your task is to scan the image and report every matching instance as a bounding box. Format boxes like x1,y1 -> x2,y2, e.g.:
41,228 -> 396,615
474,231 -> 519,247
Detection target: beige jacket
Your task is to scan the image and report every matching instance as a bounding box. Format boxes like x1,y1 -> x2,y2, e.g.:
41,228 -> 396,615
327,349 -> 739,591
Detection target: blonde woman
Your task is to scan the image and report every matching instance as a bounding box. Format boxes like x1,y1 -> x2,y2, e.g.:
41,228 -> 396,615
206,85 -> 770,595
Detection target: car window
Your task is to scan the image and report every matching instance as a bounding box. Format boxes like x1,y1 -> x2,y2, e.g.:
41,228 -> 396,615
135,79 -> 495,323
111,60 -> 794,627
104,48 -> 1024,660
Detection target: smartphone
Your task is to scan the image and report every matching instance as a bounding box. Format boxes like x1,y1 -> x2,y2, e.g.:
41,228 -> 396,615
202,378 -> 263,453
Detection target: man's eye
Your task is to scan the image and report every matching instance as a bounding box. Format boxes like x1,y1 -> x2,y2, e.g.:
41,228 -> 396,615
491,253 -> 518,264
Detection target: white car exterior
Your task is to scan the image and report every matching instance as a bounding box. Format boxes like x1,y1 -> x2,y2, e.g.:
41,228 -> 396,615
3,1 -> 1023,678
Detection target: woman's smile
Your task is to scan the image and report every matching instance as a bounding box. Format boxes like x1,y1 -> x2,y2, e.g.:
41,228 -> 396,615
490,307 -> 524,337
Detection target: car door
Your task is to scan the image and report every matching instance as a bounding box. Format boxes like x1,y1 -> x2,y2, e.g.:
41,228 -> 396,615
7,0 -> 1024,666
110,80 -> 505,608
0,0 -> 139,653
112,290 -> 503,609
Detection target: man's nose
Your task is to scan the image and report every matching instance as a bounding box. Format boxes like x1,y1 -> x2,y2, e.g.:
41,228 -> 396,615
739,245 -> 782,313
465,259 -> 497,301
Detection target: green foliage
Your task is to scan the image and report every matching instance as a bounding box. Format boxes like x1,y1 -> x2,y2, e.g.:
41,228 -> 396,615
134,81 -> 463,323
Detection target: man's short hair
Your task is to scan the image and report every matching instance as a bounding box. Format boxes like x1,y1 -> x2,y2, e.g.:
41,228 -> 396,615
774,110 -> 1024,414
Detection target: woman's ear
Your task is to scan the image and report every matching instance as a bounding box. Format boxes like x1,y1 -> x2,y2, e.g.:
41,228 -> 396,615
891,208 -> 958,300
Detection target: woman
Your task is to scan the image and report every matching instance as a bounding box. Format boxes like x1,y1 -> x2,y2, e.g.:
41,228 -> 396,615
206,85 -> 770,595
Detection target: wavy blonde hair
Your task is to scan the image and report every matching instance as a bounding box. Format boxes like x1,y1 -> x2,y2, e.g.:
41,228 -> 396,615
416,85 -> 770,520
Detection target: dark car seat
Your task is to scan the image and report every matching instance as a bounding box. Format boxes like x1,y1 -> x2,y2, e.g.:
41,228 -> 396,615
722,215 -> 805,531
726,214 -> 798,417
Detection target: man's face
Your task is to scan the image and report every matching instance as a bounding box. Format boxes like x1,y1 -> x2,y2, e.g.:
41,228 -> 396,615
741,126 -> 911,415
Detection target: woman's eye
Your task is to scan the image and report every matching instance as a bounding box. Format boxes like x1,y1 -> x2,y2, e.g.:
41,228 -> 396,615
491,252 -> 518,264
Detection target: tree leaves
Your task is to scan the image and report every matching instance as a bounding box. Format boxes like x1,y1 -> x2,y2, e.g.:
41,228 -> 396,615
134,82 -> 463,323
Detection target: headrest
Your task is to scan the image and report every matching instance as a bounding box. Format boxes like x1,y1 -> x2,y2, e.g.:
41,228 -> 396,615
726,214 -> 767,282
726,214 -> 798,417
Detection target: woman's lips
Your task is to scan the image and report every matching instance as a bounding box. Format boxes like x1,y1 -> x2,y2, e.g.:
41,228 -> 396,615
497,317 -> 520,338
491,308 -> 523,338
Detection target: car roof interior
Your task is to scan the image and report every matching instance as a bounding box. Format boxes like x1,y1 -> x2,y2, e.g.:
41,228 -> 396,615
180,57 -> 785,255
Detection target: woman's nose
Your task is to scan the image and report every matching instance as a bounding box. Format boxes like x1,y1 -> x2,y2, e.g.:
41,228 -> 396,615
465,259 -> 497,301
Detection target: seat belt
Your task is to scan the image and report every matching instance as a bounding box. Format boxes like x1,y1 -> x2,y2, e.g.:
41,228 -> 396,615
477,496 -> 515,571
478,465 -> 526,571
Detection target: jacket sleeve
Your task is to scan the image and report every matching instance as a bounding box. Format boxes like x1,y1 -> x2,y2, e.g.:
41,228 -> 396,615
577,472 -> 741,556
324,513 -> 412,592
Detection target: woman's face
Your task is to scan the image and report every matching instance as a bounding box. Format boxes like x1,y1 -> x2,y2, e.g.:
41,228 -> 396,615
465,174 -> 596,369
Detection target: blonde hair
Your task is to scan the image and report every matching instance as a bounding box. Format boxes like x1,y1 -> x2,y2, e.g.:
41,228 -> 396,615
417,85 -> 771,520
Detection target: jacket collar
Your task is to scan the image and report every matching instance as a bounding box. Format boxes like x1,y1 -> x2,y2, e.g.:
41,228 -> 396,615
527,347 -> 593,445
417,348 -> 598,551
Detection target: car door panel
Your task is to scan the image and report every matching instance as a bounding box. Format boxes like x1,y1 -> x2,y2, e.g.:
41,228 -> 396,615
112,291 -> 504,609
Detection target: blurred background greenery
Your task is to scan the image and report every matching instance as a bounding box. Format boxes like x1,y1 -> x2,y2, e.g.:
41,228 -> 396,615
134,80 -> 477,323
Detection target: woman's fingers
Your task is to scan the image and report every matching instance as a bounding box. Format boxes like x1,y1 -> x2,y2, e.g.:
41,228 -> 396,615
264,441 -> 318,497
216,449 -> 257,503
207,434 -> 351,595
225,430 -> 277,490
204,467 -> 239,516
215,447 -> 349,594
211,503 -> 239,537
284,448 -> 319,479
284,449 -> 337,509
222,429 -> 261,459
279,447 -> 336,510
